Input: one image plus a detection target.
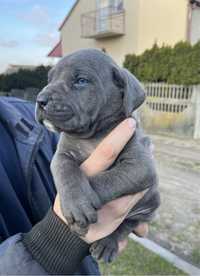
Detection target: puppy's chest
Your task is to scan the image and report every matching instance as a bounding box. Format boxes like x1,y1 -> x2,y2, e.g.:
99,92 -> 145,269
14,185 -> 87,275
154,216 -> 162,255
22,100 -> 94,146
74,140 -> 100,161
59,134 -> 103,163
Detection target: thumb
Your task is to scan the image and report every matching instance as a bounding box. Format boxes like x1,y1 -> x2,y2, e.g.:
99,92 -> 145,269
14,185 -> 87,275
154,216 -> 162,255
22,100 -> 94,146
81,118 -> 136,177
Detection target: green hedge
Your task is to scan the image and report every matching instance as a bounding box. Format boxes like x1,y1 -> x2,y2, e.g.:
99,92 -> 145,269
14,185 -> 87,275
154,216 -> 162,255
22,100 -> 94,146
0,65 -> 51,92
123,41 -> 200,85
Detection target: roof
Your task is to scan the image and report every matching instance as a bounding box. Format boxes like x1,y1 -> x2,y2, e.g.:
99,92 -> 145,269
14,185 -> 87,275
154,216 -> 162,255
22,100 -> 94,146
47,40 -> 62,57
59,0 -> 80,30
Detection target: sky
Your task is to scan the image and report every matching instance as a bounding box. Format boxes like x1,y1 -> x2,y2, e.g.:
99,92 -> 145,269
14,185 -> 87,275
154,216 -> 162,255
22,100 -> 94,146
0,0 -> 76,73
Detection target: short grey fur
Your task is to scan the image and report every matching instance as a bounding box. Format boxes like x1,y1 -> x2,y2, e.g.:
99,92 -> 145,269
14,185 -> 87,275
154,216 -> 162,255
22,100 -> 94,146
36,49 -> 160,263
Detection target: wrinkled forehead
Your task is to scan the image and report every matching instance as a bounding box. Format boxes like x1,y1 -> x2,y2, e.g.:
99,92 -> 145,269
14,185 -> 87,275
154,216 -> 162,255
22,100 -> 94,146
55,49 -> 116,76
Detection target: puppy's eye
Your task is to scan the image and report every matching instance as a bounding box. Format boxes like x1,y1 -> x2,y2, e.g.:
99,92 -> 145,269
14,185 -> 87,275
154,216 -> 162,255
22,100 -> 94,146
74,78 -> 89,87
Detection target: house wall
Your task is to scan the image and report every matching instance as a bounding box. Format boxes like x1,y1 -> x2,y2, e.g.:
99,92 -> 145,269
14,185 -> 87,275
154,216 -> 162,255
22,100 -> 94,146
61,0 -> 140,66
61,0 -> 96,53
93,0 -> 140,65
61,0 -> 189,66
137,0 -> 189,54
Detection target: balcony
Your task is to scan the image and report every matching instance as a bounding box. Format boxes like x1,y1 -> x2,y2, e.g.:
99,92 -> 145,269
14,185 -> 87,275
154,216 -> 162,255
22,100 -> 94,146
81,6 -> 125,39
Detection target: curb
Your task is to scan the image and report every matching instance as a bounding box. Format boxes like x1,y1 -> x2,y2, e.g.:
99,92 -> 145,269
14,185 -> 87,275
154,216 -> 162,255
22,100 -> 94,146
129,233 -> 200,275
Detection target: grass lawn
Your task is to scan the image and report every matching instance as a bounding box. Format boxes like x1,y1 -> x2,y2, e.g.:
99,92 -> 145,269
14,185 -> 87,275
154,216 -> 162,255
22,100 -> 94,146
99,239 -> 186,275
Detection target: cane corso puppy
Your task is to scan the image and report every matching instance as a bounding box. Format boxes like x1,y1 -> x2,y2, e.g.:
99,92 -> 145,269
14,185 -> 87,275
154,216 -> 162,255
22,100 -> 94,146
36,49 -> 160,263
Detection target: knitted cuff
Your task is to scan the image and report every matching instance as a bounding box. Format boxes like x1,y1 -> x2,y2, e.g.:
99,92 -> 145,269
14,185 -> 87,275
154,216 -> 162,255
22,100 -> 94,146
22,208 -> 89,275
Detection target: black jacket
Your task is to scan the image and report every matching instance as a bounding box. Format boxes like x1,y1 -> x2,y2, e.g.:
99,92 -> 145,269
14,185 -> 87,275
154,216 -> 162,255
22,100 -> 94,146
0,97 -> 100,275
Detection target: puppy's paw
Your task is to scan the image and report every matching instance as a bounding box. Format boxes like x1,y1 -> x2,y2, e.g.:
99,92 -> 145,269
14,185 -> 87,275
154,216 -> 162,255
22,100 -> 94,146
61,200 -> 97,234
90,236 -> 119,263
70,223 -> 89,236
58,176 -> 102,236
60,191 -> 101,236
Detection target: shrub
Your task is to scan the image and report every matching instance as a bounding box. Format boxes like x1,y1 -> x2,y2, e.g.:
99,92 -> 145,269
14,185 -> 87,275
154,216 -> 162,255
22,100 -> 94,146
124,41 -> 200,85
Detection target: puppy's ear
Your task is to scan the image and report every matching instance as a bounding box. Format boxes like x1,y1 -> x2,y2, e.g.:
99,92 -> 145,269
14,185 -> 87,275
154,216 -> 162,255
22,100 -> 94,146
112,67 -> 146,116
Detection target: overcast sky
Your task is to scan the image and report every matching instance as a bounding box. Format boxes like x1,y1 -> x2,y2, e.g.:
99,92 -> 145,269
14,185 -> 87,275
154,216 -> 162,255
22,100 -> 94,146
0,0 -> 76,73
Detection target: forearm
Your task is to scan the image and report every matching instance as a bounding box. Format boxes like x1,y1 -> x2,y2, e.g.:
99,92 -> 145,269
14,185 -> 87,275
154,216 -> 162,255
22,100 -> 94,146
0,209 -> 90,275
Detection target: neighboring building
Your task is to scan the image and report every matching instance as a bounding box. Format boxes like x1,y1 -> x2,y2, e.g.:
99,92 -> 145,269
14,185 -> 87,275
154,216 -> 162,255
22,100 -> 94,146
190,0 -> 200,44
48,0 -> 200,66
4,64 -> 36,75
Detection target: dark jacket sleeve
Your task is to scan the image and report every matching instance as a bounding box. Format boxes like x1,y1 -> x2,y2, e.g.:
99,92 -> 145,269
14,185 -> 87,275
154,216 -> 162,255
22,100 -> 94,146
0,209 -> 90,275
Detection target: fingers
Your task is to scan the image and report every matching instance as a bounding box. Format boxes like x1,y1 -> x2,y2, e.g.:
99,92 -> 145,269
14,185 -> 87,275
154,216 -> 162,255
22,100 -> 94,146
81,118 -> 136,177
110,189 -> 148,220
99,189 -> 148,224
125,189 -> 149,214
118,239 -> 128,253
133,223 -> 149,237
117,224 -> 149,256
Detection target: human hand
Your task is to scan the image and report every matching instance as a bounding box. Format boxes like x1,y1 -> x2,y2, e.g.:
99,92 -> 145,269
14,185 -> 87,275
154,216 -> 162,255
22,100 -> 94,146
54,118 -> 148,244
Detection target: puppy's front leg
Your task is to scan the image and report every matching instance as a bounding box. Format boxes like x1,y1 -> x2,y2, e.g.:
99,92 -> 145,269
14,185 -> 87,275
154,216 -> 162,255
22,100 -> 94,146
89,158 -> 157,205
51,151 -> 102,235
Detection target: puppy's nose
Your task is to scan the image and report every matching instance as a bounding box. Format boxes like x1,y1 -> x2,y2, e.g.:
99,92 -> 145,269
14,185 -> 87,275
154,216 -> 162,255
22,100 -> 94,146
36,94 -> 49,108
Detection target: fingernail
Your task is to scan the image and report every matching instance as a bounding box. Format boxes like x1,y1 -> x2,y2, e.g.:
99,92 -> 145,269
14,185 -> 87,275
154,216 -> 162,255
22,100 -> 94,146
128,118 -> 136,129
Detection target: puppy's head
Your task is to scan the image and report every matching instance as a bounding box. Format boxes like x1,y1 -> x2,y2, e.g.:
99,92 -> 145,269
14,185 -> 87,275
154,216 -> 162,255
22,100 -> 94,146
36,49 -> 145,138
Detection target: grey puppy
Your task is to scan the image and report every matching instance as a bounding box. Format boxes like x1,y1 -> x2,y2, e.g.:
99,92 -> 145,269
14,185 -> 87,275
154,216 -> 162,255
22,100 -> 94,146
36,49 -> 160,263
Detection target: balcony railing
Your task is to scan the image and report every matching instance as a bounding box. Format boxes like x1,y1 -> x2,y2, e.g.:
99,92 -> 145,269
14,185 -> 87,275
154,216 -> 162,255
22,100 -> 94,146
81,6 -> 125,39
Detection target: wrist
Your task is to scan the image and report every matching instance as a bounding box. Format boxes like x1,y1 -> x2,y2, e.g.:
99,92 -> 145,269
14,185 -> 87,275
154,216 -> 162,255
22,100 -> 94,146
22,209 -> 90,275
53,195 -> 94,244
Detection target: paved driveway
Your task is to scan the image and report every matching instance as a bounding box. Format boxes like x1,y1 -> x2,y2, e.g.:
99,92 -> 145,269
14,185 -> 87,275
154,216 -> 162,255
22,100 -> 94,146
149,135 -> 200,267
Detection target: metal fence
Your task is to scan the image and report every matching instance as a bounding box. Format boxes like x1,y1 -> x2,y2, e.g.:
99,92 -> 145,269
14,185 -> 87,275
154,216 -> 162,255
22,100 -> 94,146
140,83 -> 200,139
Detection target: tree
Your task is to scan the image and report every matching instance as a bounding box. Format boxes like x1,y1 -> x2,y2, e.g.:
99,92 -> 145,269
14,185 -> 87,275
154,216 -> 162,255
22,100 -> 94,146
0,65 -> 52,92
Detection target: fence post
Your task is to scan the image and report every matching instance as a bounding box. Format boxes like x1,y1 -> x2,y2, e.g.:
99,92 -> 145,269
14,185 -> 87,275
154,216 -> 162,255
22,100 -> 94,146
193,85 -> 200,139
